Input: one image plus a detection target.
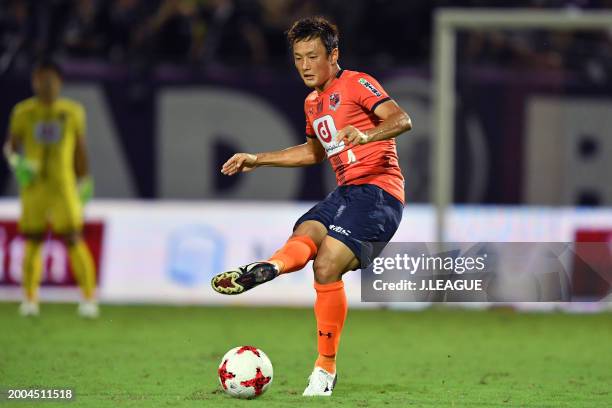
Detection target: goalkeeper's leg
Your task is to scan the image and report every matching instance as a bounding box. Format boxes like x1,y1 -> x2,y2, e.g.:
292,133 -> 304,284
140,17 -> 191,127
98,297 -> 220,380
63,232 -> 99,318
20,234 -> 44,316
19,195 -> 46,316
53,193 -> 98,317
63,233 -> 96,300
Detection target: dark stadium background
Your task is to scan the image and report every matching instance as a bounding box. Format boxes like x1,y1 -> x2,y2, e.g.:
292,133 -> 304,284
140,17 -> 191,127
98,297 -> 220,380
2,0 -> 612,204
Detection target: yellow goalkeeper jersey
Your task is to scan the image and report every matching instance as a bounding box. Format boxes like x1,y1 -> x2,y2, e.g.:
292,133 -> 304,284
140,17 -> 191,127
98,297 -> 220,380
8,97 -> 85,186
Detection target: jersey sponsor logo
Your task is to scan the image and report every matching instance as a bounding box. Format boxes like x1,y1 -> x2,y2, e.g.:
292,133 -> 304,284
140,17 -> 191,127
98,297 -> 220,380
34,121 -> 63,144
329,224 -> 351,236
358,78 -> 382,97
312,115 -> 345,157
329,92 -> 341,111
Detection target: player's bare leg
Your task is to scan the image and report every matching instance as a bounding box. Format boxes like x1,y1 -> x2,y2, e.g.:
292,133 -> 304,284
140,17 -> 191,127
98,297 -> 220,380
211,220 -> 327,295
19,232 -> 44,317
304,235 -> 358,396
63,231 -> 98,318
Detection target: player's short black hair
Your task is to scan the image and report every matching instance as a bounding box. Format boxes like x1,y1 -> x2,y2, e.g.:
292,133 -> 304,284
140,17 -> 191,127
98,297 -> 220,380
286,16 -> 339,55
33,58 -> 63,77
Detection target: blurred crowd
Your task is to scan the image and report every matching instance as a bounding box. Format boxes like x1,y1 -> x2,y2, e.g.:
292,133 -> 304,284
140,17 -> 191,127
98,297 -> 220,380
459,1 -> 612,83
1,0 -> 612,74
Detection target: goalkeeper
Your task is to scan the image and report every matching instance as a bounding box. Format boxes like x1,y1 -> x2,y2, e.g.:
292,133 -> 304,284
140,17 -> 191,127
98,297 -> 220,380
4,59 -> 98,318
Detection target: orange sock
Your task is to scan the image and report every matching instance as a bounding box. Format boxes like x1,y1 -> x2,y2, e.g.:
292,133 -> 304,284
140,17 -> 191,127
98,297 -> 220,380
315,355 -> 336,374
313,280 -> 347,374
269,235 -> 317,274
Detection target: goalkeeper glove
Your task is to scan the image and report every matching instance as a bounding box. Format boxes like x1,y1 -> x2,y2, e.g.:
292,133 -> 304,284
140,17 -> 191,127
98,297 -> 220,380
78,176 -> 94,205
7,153 -> 37,188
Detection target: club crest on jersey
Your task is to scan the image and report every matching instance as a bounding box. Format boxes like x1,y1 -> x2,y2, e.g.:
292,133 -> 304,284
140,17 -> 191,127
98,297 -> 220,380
34,121 -> 63,144
358,78 -> 382,97
329,92 -> 341,111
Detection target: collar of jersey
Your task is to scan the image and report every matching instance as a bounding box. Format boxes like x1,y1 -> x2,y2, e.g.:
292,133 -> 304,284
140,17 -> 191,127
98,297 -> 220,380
316,69 -> 344,97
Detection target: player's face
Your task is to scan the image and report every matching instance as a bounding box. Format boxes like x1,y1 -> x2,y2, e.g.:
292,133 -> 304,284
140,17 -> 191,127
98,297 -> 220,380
293,37 -> 338,90
32,68 -> 62,102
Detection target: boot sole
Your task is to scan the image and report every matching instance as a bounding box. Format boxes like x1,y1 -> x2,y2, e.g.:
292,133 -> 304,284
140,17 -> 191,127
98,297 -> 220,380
211,270 -> 245,295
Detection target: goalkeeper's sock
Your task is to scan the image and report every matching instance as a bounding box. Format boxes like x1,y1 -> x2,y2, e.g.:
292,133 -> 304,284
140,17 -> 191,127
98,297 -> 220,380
23,240 -> 43,302
268,235 -> 317,274
68,239 -> 96,300
313,280 -> 348,375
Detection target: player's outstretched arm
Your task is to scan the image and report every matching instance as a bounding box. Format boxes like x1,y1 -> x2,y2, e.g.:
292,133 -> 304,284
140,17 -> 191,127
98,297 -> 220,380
221,137 -> 325,176
336,100 -> 412,146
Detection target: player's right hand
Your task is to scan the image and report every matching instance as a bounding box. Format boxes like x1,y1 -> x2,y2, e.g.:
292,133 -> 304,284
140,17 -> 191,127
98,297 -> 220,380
8,153 -> 37,188
221,153 -> 258,176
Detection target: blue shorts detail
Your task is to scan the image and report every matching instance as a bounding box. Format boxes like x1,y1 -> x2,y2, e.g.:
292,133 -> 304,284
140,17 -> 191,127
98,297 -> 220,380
294,184 -> 403,268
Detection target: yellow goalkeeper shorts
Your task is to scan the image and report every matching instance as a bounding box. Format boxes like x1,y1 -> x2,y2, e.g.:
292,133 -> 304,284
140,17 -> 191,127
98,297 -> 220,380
19,183 -> 83,235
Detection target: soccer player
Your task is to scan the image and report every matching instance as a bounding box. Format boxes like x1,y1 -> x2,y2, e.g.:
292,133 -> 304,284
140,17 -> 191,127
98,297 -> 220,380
4,59 -> 98,318
211,17 -> 411,396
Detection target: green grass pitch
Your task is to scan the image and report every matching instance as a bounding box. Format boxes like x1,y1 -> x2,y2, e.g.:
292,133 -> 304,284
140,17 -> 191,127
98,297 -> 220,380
1,303 -> 611,407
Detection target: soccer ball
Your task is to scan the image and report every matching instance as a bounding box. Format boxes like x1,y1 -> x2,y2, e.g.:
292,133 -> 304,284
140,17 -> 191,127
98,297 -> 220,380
217,346 -> 273,399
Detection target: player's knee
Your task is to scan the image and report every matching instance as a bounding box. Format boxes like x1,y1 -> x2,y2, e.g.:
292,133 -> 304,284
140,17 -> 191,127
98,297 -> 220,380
292,221 -> 326,248
61,231 -> 82,246
313,256 -> 342,284
23,233 -> 44,243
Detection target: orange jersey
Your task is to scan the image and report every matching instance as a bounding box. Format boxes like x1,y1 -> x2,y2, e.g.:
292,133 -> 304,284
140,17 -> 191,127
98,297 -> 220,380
304,69 -> 405,203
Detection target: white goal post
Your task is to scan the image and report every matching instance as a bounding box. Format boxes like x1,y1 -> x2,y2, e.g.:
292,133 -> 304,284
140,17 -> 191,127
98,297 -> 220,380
432,8 -> 612,242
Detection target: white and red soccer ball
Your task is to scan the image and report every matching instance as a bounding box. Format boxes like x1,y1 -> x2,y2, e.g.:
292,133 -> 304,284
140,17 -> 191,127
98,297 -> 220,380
218,346 -> 273,399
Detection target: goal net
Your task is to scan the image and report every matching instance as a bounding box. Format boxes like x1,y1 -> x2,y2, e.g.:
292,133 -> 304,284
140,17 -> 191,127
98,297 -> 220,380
432,8 -> 612,242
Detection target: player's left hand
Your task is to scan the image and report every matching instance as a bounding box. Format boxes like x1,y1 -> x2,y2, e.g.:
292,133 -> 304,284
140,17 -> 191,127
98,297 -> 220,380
221,153 -> 258,176
78,176 -> 94,205
336,125 -> 371,146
